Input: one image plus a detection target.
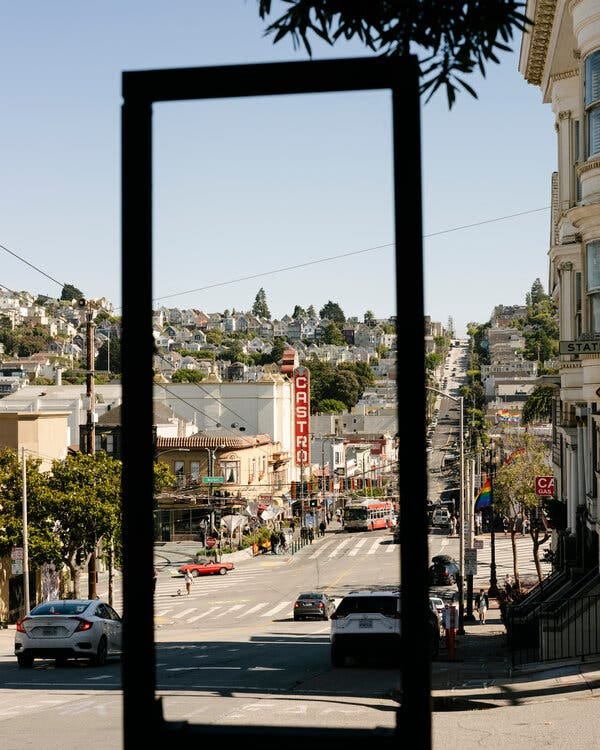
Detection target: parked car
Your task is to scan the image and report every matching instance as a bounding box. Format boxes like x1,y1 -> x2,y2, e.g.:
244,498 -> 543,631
293,592 -> 336,621
14,599 -> 122,668
431,508 -> 451,528
429,555 -> 459,586
179,558 -> 235,577
330,587 -> 439,667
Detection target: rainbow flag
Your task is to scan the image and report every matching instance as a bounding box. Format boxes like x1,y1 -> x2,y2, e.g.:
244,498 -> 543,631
505,448 -> 525,465
474,478 -> 492,511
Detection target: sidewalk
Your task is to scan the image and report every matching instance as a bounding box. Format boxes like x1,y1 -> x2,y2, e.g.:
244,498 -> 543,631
431,598 -> 600,710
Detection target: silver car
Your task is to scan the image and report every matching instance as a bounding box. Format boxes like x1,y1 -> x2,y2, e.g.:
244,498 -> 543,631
14,599 -> 122,668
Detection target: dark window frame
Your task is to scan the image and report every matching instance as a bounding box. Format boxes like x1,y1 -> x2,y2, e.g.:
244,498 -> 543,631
121,55 -> 428,747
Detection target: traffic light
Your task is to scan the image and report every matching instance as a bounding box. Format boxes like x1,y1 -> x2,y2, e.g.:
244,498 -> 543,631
310,498 -> 318,507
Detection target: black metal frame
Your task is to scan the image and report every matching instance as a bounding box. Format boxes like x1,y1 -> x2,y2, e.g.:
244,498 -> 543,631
121,55 -> 429,747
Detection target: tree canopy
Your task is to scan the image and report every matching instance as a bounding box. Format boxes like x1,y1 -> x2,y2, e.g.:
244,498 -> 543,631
257,0 -> 531,108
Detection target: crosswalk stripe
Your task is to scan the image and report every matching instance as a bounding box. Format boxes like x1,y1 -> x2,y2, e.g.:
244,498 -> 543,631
260,601 -> 293,617
238,602 -> 267,617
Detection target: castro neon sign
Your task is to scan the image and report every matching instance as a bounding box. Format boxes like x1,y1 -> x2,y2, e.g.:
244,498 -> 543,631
294,366 -> 310,468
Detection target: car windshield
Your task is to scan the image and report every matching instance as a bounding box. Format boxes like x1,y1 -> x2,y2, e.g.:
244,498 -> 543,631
30,601 -> 92,616
298,593 -> 321,600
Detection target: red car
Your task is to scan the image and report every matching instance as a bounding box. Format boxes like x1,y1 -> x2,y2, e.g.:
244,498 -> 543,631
178,558 -> 234,577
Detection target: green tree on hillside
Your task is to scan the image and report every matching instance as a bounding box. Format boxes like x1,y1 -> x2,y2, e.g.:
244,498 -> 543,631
61,283 -> 84,302
252,288 -> 271,319
319,301 -> 345,325
321,320 -> 345,345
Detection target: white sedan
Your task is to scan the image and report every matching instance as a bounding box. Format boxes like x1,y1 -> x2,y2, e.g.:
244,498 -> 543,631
14,599 -> 122,668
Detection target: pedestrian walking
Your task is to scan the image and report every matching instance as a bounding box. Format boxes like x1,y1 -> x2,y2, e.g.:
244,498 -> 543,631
184,569 -> 193,596
289,520 -> 296,535
475,588 -> 489,624
270,531 -> 279,555
278,531 -> 287,553
319,520 -> 327,537
308,527 -> 314,544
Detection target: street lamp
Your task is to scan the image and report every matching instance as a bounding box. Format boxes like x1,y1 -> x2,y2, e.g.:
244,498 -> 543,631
426,387 -> 465,633
21,448 -> 30,617
486,444 -> 500,598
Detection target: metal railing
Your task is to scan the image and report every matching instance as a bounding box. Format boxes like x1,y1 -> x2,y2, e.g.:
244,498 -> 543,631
507,587 -> 600,667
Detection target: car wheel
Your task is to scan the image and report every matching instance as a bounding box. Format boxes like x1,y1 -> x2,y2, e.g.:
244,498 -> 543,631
219,567 -> 227,575
17,654 -> 34,669
331,645 -> 345,667
91,636 -> 108,667
191,569 -> 200,578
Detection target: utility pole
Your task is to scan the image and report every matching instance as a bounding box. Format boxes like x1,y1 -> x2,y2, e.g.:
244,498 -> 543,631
81,299 -> 98,599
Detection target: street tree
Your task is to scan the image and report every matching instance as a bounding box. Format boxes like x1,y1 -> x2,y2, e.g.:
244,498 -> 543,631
257,0 -> 531,108
42,452 -> 123,599
492,435 -> 552,591
522,385 -> 555,425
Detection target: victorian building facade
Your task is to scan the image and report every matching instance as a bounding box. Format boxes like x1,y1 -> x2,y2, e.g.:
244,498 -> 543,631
520,0 -> 600,572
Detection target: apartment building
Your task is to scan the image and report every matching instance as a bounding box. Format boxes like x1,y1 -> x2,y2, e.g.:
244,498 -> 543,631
520,1 -> 600,581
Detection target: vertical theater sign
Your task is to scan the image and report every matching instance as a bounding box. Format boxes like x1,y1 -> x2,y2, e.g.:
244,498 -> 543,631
294,366 -> 310,483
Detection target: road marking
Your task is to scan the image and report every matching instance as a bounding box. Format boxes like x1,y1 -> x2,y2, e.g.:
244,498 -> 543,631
348,538 -> 366,556
237,602 -> 267,617
260,601 -> 293,617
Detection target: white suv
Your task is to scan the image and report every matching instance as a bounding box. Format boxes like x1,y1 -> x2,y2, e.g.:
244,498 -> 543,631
330,588 -> 400,667
329,588 -> 440,667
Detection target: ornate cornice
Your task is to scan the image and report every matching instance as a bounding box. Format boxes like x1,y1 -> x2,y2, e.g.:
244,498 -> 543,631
524,0 -> 558,86
577,158 -> 600,177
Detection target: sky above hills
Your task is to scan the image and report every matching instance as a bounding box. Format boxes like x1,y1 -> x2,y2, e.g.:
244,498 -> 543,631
0,2 -> 556,338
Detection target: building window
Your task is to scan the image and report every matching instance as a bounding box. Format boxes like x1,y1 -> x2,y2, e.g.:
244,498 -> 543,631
585,50 -> 600,157
221,461 -> 239,484
575,272 -> 583,338
190,461 -> 200,483
174,460 -> 185,488
574,120 -> 582,203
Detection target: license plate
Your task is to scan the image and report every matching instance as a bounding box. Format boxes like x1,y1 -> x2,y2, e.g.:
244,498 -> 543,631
359,620 -> 373,629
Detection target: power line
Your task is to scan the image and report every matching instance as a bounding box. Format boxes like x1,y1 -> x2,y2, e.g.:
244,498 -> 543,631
0,203 -> 551,308
152,205 -> 552,304
0,242 -> 65,292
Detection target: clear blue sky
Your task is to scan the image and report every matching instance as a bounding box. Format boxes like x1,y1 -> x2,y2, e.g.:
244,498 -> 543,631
0,1 -> 556,339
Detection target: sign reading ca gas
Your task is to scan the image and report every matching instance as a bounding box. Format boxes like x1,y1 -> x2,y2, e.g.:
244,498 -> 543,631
535,476 -> 555,496
294,366 -> 310,468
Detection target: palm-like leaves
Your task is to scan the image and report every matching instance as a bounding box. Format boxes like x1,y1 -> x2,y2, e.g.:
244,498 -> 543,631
257,0 -> 531,108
